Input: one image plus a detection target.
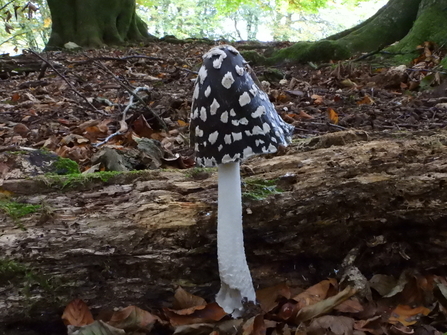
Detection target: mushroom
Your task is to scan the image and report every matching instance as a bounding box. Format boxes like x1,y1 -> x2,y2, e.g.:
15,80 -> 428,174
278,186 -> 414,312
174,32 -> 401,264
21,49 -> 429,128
190,45 -> 294,316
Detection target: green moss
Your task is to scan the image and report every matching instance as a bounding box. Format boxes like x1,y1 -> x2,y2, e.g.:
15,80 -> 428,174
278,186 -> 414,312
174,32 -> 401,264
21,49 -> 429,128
240,50 -> 268,66
0,200 -> 41,220
185,167 -> 216,180
52,157 -> 80,175
270,40 -> 351,64
385,4 -> 447,64
44,170 -> 123,189
0,258 -> 61,302
242,178 -> 281,200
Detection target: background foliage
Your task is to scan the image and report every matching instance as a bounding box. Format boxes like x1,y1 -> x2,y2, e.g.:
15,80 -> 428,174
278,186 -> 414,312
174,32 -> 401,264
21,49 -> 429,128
0,0 -> 385,53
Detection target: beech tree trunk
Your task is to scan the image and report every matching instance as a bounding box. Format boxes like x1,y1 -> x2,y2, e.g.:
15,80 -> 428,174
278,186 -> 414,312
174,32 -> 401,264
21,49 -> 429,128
46,0 -> 155,49
2,131 -> 447,330
268,0 -> 447,64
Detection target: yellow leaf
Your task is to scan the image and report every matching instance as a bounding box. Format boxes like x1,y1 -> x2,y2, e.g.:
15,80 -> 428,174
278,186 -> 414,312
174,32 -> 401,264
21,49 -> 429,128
177,120 -> 188,127
327,108 -> 339,124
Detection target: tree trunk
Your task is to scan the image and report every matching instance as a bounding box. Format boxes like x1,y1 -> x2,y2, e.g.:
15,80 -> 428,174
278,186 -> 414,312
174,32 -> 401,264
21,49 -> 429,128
266,0 -> 447,64
45,0 -> 156,49
2,131 -> 447,330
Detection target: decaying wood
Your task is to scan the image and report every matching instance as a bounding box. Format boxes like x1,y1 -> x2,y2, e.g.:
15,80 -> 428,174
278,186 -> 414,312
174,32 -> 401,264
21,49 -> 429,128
0,53 -> 46,79
2,130 -> 447,325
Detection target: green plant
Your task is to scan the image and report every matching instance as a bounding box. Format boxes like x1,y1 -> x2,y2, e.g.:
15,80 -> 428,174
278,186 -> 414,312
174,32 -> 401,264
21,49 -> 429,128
242,178 -> 281,200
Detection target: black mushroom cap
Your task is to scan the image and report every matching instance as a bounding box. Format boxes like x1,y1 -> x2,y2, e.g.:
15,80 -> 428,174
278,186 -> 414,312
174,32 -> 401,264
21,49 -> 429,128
190,45 -> 295,167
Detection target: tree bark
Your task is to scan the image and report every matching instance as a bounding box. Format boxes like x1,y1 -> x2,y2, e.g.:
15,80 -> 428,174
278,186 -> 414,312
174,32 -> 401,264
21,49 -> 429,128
2,131 -> 447,328
45,0 -> 156,49
267,0 -> 447,64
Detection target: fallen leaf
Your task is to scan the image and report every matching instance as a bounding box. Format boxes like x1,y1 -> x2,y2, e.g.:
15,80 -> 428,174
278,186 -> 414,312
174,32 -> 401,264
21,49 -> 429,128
292,278 -> 337,308
369,274 -> 397,296
62,299 -> 94,326
308,315 -> 355,335
108,305 -> 161,331
68,320 -> 124,335
295,286 -> 356,322
327,108 -> 339,124
298,110 -> 314,120
357,95 -> 374,105
242,315 -> 266,335
177,119 -> 188,127
164,302 -> 226,326
173,287 -> 206,310
256,282 -> 291,313
132,114 -> 153,138
334,297 -> 364,313
311,94 -> 324,105
388,305 -> 431,326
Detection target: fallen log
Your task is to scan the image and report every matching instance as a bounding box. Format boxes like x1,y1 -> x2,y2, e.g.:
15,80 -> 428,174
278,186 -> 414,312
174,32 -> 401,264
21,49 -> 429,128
1,130 -> 447,327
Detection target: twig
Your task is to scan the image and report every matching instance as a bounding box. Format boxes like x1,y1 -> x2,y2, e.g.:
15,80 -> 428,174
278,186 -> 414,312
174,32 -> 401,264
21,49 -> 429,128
71,55 -> 164,65
92,87 -> 153,148
175,66 -> 198,75
26,49 -> 108,116
0,145 -> 37,153
89,55 -> 167,130
0,0 -> 15,12
327,122 -> 347,130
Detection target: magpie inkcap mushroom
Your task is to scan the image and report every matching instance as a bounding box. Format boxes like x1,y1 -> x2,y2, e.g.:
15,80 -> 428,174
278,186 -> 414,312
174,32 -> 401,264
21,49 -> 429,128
190,45 -> 294,167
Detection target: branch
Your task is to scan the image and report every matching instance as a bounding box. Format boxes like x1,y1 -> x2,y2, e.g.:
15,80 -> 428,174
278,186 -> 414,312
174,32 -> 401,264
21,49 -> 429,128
26,49 -> 108,115
87,55 -> 167,130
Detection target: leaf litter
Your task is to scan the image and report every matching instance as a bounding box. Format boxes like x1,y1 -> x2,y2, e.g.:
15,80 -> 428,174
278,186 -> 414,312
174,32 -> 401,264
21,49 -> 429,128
1,41 -> 447,334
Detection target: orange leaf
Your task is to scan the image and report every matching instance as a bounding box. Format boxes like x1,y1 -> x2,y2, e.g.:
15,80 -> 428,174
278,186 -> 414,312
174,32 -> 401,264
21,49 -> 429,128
311,94 -> 324,105
326,108 -> 339,124
388,305 -> 431,326
11,92 -> 20,102
177,119 -> 188,127
357,95 -> 374,105
293,279 -> 338,308
299,110 -> 314,120
172,287 -> 206,310
61,299 -> 94,326
164,302 -> 226,326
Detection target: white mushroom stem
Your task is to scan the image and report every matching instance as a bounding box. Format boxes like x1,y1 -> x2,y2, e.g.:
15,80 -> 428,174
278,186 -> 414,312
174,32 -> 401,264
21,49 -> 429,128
215,161 -> 256,317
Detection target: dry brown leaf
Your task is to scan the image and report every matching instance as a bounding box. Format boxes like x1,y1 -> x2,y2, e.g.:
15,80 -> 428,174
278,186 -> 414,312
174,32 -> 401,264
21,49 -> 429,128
298,110 -> 314,120
334,297 -> 364,313
132,114 -> 153,138
295,286 -> 356,323
354,315 -> 381,333
292,278 -> 337,308
369,274 -> 397,296
242,315 -> 266,335
311,94 -> 324,105
164,302 -> 226,326
357,95 -> 374,105
173,286 -> 206,310
327,108 -> 339,124
388,305 -> 431,326
11,92 -> 20,102
308,315 -> 355,335
256,282 -> 291,313
108,305 -> 161,331
61,298 -> 94,326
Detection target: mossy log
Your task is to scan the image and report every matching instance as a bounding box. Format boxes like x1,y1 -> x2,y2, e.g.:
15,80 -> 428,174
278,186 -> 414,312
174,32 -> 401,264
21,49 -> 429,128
2,130 -> 447,327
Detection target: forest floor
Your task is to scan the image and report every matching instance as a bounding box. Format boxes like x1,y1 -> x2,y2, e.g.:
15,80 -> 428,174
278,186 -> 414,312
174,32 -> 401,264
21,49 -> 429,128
1,41 -> 447,335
